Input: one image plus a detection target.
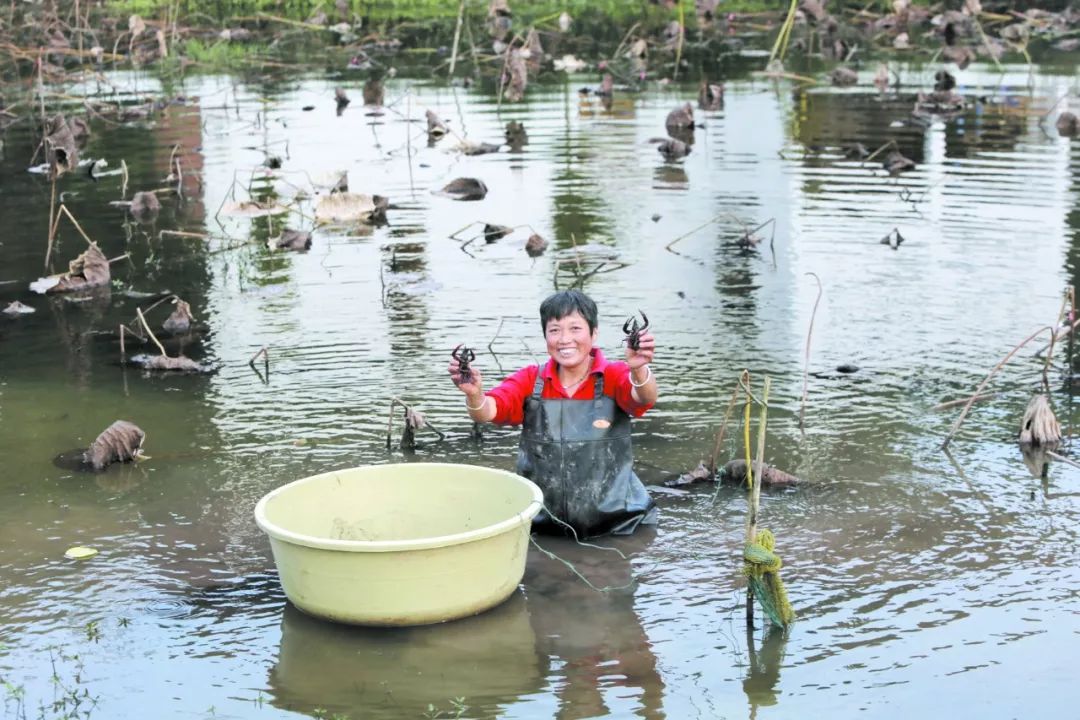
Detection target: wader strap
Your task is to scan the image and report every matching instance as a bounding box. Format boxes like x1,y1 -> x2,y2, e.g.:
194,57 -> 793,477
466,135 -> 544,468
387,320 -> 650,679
593,373 -> 605,410
531,365 -> 544,398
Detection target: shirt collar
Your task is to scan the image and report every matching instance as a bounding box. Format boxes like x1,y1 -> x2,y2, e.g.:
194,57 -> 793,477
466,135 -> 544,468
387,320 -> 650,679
541,348 -> 609,380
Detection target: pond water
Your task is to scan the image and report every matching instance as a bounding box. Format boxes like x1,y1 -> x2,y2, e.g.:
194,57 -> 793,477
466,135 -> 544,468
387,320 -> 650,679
2,57 -> 1080,719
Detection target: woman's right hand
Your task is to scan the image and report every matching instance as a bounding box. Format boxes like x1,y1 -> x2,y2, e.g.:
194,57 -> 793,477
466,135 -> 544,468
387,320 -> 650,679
448,356 -> 483,396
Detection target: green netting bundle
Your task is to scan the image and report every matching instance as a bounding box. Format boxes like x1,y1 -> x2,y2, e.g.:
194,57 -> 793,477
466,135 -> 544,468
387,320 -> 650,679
743,529 -> 795,629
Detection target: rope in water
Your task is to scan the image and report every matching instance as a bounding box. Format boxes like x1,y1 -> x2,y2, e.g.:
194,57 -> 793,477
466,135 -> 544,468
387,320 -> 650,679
525,501 -> 646,594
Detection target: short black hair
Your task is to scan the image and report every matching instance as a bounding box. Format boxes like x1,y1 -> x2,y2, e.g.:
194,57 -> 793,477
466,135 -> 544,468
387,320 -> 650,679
539,290 -> 598,333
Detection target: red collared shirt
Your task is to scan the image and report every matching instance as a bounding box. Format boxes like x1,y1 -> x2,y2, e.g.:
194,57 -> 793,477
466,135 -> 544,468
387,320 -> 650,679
485,348 -> 653,426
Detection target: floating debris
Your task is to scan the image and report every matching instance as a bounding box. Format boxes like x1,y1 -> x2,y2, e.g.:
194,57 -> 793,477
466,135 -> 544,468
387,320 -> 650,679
334,87 -> 350,115
658,138 -> 691,161
83,420 -> 146,471
934,70 -> 956,91
1057,111 -> 1079,138
272,228 -> 313,251
665,102 -> 694,133
666,459 -> 800,488
219,200 -> 289,218
162,298 -> 195,334
1019,394 -> 1061,446
426,109 -> 448,138
363,78 -> 384,106
880,227 -> 905,250
45,115 -> 79,179
435,178 -> 488,201
505,121 -> 527,150
883,149 -> 916,175
503,49 -> 528,102
830,66 -> 858,87
314,193 -> 388,224
914,90 -> 965,118
698,80 -> 724,110
128,353 -> 207,373
483,223 -> 512,243
459,139 -> 501,155
2,301 -> 35,316
525,233 -> 548,257
553,54 -> 587,72
873,64 -> 890,92
130,191 -> 161,223
844,142 -> 869,159
30,243 -> 110,294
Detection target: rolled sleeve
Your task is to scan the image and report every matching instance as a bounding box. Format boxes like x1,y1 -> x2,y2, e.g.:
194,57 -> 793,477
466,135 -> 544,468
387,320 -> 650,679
485,365 -> 537,425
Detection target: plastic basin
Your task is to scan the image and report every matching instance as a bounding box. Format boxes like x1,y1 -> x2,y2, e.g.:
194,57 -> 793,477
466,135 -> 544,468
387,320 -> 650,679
254,463 -> 543,626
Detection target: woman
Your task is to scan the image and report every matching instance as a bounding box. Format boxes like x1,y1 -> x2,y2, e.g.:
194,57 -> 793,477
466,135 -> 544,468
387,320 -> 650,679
449,290 -> 658,537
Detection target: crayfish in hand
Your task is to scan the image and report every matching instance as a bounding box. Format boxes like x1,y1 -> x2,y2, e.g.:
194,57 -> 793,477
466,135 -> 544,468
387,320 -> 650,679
622,310 -> 649,351
452,344 -> 476,384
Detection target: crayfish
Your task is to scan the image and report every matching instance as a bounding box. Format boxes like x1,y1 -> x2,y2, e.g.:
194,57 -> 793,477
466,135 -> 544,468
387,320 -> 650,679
452,344 -> 476,384
622,310 -> 649,351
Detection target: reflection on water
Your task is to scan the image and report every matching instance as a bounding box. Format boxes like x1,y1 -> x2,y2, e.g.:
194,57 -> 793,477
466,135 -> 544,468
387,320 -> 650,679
1,58 -> 1080,718
271,595 -> 543,719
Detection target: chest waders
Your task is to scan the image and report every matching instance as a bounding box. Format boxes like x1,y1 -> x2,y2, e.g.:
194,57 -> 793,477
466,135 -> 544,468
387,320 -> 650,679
516,370 -> 656,538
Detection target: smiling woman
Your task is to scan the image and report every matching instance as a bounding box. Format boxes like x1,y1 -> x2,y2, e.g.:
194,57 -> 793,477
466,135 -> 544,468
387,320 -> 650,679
448,290 -> 658,538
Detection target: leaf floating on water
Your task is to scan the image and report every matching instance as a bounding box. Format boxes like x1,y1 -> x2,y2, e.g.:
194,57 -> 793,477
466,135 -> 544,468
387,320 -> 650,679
83,420 -> 146,471
219,200 -> 289,218
65,546 -> 98,560
314,193 -> 388,224
30,242 -> 110,295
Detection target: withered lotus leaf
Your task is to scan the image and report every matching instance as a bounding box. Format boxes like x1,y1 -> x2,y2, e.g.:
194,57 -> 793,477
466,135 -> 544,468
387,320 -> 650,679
132,354 -> 204,372
162,299 -> 194,334
32,242 -> 110,294
314,193 -> 388,224
45,115 -> 79,180
273,229 -> 312,251
435,178 -> 488,201
83,420 -> 145,471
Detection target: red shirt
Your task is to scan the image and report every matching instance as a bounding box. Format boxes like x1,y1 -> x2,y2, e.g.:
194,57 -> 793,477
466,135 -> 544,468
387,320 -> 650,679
486,349 -> 653,426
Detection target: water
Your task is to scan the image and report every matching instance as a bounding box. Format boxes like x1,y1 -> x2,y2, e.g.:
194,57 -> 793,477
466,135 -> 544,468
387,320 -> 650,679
2,59 -> 1080,719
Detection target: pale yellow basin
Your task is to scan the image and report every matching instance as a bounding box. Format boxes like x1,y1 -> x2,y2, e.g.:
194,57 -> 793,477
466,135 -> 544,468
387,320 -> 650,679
254,463 -> 543,626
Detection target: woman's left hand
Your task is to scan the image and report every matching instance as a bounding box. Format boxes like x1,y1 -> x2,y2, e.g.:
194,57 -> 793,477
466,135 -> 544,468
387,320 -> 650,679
625,331 -> 655,369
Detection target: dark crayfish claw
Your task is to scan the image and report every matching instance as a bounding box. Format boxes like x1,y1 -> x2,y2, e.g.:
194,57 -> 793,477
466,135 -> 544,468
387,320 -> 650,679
622,310 -> 649,351
451,343 -> 476,383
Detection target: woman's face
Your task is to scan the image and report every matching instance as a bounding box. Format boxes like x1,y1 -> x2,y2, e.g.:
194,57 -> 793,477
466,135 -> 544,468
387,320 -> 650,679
544,311 -> 597,369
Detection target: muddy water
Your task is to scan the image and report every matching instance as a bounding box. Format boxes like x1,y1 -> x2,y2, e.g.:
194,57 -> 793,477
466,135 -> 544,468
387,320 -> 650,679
2,60 -> 1080,719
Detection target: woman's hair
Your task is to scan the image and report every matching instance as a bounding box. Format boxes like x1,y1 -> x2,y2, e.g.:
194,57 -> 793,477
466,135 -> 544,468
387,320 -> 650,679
539,290 -> 598,333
